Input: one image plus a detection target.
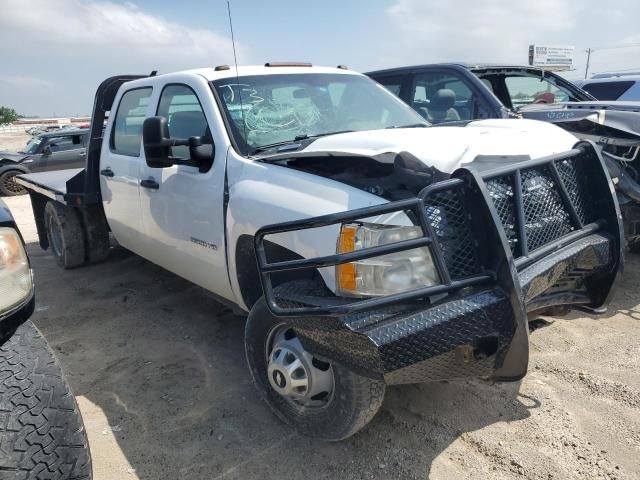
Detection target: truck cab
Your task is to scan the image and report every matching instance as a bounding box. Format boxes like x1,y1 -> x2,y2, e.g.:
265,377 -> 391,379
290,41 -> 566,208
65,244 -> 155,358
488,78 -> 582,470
16,65 -> 623,441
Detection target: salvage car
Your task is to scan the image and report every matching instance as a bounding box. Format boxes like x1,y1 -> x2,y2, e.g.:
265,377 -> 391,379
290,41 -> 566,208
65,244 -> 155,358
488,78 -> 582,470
0,198 -> 91,478
367,63 -> 640,251
16,64 -> 622,440
0,129 -> 89,196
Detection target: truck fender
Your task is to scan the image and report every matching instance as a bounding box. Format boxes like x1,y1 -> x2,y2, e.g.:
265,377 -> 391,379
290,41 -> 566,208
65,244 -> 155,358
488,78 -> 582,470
235,234 -> 312,310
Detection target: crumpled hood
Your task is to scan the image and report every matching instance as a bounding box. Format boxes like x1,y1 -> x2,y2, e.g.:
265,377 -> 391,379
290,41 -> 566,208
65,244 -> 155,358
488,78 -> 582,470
520,102 -> 640,147
521,100 -> 640,113
286,119 -> 577,174
0,151 -> 27,162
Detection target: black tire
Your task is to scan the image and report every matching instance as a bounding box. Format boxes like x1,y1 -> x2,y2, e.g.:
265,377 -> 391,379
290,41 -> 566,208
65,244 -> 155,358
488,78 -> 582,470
0,321 -> 92,479
44,202 -> 86,269
0,169 -> 27,196
245,298 -> 385,441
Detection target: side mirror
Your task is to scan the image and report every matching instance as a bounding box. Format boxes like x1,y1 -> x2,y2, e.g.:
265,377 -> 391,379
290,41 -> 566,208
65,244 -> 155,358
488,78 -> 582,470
142,116 -> 176,168
142,116 -> 214,172
42,145 -> 52,155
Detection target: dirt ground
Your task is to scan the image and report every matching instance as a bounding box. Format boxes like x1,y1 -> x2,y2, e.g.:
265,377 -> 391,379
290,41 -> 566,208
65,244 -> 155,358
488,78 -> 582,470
1,133 -> 639,479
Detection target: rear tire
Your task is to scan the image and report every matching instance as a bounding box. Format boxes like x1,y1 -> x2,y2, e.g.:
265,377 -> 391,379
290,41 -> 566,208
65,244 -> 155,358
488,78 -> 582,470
44,202 -> 86,269
0,321 -> 92,479
245,298 -> 385,441
0,169 -> 27,196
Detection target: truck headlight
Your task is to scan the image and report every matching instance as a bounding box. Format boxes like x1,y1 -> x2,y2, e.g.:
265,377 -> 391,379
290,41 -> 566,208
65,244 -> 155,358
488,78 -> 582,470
0,227 -> 32,313
335,223 -> 439,297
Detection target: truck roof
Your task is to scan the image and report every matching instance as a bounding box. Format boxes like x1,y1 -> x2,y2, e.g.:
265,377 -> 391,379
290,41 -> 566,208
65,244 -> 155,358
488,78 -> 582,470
136,65 -> 361,83
366,63 -> 555,76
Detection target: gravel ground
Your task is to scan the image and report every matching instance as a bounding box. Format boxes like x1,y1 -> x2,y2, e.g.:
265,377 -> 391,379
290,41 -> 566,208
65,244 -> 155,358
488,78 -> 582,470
1,133 -> 639,480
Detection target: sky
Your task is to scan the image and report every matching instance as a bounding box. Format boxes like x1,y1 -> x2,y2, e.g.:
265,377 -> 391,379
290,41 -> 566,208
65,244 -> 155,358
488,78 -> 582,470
0,0 -> 639,117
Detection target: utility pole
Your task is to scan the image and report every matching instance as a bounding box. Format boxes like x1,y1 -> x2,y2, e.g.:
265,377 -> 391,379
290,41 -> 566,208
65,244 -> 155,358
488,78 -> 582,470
584,48 -> 592,80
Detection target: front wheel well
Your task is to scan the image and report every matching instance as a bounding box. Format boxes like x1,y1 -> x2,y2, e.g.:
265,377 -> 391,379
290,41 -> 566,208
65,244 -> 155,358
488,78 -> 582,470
235,234 -> 318,310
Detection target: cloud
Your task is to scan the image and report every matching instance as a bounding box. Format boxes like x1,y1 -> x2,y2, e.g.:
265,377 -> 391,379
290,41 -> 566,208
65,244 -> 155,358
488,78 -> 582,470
380,0 -> 579,67
0,0 -> 247,115
378,0 -> 640,77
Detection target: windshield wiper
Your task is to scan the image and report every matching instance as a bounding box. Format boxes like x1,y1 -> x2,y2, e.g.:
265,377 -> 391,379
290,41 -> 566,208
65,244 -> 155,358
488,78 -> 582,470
293,130 -> 354,141
250,130 -> 354,155
386,123 -> 429,129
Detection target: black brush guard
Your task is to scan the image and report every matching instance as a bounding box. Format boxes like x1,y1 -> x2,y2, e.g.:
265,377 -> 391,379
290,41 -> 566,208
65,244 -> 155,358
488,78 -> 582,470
254,141 -> 623,384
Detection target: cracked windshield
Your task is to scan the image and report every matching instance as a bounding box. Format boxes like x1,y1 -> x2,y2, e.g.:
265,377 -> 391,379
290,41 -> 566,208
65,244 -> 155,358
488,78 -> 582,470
212,73 -> 425,153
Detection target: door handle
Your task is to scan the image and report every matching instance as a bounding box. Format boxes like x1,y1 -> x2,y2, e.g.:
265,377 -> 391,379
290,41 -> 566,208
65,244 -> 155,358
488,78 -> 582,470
100,168 -> 114,177
141,179 -> 159,190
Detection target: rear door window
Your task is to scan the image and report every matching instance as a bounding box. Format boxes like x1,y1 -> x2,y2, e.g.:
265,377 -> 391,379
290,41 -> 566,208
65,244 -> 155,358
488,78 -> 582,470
581,81 -> 634,100
111,87 -> 152,156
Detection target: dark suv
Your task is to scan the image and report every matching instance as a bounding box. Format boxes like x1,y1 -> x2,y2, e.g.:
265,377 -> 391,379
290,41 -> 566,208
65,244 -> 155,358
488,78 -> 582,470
0,129 -> 88,195
367,63 -> 640,251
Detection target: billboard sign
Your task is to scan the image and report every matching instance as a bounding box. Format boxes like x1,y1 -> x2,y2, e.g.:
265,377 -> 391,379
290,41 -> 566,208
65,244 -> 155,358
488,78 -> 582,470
528,45 -> 574,71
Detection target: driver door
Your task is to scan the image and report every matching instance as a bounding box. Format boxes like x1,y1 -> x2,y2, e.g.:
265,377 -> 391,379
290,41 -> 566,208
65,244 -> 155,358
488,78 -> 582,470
139,79 -> 233,300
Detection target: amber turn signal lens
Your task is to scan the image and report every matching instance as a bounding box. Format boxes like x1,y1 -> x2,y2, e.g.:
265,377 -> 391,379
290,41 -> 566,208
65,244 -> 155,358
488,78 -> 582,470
336,224 -> 358,292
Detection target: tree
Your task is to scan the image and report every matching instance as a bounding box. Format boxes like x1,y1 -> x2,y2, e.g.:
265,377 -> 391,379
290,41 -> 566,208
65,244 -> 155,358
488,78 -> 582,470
0,106 -> 19,125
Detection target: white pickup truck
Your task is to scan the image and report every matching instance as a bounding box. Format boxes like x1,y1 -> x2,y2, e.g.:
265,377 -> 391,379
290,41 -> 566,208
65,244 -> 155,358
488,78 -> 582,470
17,64 -> 623,441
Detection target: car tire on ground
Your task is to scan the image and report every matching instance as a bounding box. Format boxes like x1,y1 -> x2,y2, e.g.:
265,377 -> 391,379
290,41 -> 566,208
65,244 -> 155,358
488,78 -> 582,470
0,169 -> 27,196
44,201 -> 86,269
245,297 -> 386,441
0,321 -> 92,479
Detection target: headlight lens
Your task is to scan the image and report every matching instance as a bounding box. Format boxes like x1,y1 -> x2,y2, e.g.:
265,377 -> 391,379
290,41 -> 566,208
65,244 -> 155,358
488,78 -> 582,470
0,227 -> 32,313
335,223 -> 439,297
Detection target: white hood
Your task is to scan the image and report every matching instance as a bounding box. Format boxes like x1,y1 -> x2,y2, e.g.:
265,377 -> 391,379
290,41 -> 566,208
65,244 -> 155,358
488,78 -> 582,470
294,119 -> 578,174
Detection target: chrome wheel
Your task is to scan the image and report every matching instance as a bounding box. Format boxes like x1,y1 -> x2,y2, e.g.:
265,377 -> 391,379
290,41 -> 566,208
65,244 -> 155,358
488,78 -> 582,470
266,325 -> 334,409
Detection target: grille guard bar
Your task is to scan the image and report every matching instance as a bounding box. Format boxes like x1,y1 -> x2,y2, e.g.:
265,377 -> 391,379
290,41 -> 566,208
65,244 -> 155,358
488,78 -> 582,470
254,140 -> 623,318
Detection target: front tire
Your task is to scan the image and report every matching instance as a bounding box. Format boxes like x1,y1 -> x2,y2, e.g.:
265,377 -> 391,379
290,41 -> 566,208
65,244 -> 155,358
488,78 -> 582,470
44,201 -> 86,269
245,298 -> 385,441
0,321 -> 92,479
0,169 -> 27,196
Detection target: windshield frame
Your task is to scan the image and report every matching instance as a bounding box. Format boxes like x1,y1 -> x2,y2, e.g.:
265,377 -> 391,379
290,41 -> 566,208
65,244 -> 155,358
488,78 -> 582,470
209,73 -> 428,157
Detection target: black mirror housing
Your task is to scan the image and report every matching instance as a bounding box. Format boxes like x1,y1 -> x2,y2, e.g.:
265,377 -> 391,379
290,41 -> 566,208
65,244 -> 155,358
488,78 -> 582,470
143,116 -> 215,171
143,116 -> 174,168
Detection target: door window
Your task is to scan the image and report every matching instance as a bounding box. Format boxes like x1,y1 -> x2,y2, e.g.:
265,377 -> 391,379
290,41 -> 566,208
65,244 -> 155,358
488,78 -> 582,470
156,84 -> 212,163
411,72 -> 478,123
47,137 -> 73,152
48,135 -> 82,152
504,75 -> 573,107
111,87 -> 152,156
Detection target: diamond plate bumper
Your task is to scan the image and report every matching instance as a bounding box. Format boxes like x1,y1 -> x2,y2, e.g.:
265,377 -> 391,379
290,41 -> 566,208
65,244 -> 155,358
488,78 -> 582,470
256,142 -> 623,385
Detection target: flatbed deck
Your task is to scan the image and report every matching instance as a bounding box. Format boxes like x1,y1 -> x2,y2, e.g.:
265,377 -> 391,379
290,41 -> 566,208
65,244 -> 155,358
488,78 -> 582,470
16,169 -> 82,203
